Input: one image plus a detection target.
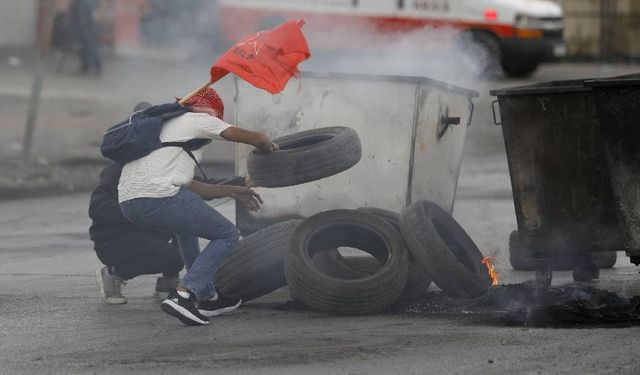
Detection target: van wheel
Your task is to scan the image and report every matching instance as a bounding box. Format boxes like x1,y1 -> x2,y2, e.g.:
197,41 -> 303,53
455,31 -> 502,77
247,126 -> 362,188
285,210 -> 409,315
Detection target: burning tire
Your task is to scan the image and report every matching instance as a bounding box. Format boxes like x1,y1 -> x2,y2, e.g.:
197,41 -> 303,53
508,230 -> 617,271
285,210 -> 409,315
246,126 -> 362,188
400,200 -> 492,298
216,220 -> 302,302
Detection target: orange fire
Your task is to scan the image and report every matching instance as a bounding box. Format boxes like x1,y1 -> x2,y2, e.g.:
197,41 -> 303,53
481,257 -> 499,286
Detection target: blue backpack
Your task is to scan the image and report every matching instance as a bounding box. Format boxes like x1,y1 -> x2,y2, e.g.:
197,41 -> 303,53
100,103 -> 211,179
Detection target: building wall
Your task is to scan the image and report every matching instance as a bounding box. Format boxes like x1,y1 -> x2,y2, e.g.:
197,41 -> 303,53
0,0 -> 38,47
617,0 -> 640,58
560,0 -> 640,59
559,0 -> 600,57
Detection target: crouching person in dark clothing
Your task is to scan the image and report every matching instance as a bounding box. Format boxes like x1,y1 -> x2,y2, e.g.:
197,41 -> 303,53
89,162 -> 183,304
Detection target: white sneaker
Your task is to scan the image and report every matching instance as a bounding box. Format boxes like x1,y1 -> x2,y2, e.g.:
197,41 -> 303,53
95,267 -> 127,305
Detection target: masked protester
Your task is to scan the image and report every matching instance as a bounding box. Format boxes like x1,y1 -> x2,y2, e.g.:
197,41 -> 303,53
118,89 -> 278,326
90,154 -> 183,305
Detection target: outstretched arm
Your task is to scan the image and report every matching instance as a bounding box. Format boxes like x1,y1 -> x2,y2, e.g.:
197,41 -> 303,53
188,180 -> 263,211
220,127 -> 279,153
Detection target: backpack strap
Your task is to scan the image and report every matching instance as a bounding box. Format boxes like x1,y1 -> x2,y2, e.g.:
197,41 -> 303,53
161,139 -> 211,181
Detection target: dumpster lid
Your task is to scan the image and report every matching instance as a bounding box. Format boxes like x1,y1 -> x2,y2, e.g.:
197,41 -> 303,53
585,73 -> 640,88
300,70 -> 479,97
490,79 -> 590,97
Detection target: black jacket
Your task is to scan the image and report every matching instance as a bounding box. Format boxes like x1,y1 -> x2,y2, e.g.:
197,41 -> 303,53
89,163 -> 170,243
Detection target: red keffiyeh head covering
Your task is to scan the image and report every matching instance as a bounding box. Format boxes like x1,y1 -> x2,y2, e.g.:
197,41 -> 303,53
181,88 -> 224,120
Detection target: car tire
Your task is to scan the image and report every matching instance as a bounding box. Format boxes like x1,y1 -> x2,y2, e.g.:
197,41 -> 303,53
311,250 -> 432,304
285,210 -> 409,315
455,31 -> 502,77
310,251 -> 376,279
400,200 -> 492,298
216,220 -> 302,302
357,207 -> 432,301
246,126 -> 362,188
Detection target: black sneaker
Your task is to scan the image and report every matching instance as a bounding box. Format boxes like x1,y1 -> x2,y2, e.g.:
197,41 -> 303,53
198,289 -> 242,318
161,290 -> 210,326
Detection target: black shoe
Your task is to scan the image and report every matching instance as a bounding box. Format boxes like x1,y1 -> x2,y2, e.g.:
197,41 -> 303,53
161,291 -> 210,326
198,289 -> 242,318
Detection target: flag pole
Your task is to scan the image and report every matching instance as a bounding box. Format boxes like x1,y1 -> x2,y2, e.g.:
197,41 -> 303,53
22,0 -> 56,165
178,80 -> 213,105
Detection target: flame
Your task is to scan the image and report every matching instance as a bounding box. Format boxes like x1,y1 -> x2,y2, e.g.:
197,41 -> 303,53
481,257 -> 499,286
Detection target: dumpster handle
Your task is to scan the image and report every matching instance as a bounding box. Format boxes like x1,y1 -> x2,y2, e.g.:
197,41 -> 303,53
467,100 -> 475,126
492,100 -> 502,126
437,116 -> 461,138
437,106 -> 461,138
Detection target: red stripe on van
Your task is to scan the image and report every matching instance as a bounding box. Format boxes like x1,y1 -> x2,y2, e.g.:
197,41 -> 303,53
218,6 -> 515,47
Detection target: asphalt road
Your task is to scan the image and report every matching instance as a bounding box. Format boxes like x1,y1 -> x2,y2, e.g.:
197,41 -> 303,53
2,62 -> 640,374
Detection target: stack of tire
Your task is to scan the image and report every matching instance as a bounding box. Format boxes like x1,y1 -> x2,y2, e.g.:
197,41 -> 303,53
216,126 -> 492,316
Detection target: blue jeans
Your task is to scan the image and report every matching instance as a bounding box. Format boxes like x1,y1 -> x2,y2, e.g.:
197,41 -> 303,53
120,188 -> 239,301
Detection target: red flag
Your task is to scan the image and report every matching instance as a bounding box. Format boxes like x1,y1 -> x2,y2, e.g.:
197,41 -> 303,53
210,20 -> 310,94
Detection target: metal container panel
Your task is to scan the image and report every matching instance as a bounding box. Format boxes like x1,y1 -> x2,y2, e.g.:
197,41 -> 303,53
493,84 -> 624,257
410,86 -> 473,212
588,82 -> 640,259
233,72 -> 476,222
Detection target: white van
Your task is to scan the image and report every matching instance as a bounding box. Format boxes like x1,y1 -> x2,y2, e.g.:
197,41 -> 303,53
216,0 -> 566,77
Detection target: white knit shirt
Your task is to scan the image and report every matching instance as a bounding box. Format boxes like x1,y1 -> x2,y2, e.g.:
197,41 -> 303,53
118,112 -> 232,203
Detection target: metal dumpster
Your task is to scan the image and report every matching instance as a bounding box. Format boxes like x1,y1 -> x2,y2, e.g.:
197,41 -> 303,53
491,80 -> 625,284
232,72 -> 478,231
587,75 -> 640,266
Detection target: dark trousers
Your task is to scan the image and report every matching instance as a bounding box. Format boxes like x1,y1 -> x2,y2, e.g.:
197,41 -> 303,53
94,233 -> 183,280
77,29 -> 101,72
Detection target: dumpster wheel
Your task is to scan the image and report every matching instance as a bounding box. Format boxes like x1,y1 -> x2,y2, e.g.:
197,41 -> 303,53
572,254 -> 600,282
535,266 -> 552,288
508,230 -> 617,271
